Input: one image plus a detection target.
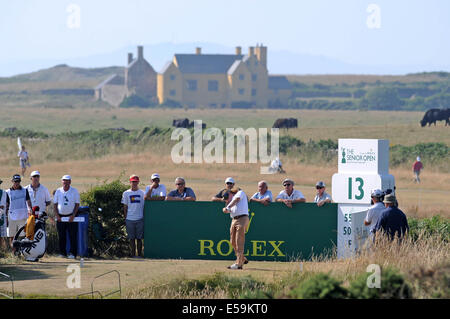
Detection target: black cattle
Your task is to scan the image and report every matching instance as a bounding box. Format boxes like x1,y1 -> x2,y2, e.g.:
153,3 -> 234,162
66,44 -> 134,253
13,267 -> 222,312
420,108 -> 450,127
172,118 -> 206,129
172,118 -> 190,128
272,118 -> 298,129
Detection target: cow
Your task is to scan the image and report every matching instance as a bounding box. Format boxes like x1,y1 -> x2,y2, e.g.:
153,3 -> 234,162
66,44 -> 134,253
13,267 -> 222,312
272,118 -> 298,129
420,108 -> 450,127
172,118 -> 206,129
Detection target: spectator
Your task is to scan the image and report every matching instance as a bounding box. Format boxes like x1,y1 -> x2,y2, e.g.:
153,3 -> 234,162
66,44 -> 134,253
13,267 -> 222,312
5,174 -> 32,249
222,187 -> 249,270
269,157 -> 285,173
53,175 -> 80,259
121,175 -> 145,258
364,189 -> 385,233
412,156 -> 423,183
276,178 -> 306,208
144,173 -> 166,201
373,194 -> 409,242
0,179 -> 8,250
18,146 -> 30,177
166,177 -> 196,201
25,171 -> 51,217
212,177 -> 236,202
314,181 -> 332,207
250,181 -> 273,206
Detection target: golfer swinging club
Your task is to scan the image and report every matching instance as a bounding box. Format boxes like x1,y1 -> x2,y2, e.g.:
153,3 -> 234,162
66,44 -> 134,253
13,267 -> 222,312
222,186 -> 249,270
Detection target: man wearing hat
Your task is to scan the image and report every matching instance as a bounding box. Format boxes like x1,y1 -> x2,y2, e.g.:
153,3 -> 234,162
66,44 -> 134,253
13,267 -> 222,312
212,177 -> 237,202
364,189 -> 386,234
5,174 -> 32,248
275,178 -> 306,208
314,181 -> 332,207
373,194 -> 409,242
222,186 -> 249,270
53,175 -> 80,259
144,173 -> 166,201
412,156 -> 423,183
121,175 -> 145,258
25,171 -> 51,218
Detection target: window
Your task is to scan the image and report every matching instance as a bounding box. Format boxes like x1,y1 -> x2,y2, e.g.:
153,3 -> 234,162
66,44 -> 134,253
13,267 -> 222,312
252,74 -> 257,82
208,80 -> 219,91
186,80 -> 197,91
239,89 -> 245,95
252,89 -> 256,96
239,74 -> 245,80
170,74 -> 176,81
169,89 -> 176,96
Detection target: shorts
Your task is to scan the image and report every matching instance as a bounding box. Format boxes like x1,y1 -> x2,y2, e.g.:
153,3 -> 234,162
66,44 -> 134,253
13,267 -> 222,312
7,218 -> 27,237
125,219 -> 144,240
20,159 -> 27,168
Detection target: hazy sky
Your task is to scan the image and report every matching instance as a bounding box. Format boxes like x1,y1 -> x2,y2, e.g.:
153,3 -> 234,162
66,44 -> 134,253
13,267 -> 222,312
1,0 -> 449,72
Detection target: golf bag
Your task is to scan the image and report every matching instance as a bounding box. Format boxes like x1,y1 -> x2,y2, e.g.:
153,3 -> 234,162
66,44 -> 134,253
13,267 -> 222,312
12,212 -> 47,262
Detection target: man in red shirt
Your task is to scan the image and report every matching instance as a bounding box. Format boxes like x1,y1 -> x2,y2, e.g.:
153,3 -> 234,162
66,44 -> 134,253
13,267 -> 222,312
413,157 -> 423,183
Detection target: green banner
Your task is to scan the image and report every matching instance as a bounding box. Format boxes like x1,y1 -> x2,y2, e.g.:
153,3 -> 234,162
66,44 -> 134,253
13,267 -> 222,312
144,201 -> 337,261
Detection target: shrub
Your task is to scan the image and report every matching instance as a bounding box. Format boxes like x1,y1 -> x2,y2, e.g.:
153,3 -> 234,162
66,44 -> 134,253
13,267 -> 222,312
289,273 -> 348,299
408,215 -> 449,242
119,95 -> 154,108
348,267 -> 413,299
80,179 -> 130,257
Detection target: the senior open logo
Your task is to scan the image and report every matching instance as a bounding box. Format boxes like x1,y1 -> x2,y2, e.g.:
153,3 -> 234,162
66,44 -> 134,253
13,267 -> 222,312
170,120 -> 280,174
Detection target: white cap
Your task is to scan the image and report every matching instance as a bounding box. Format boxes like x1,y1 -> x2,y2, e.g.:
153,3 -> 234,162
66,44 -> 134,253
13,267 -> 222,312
151,173 -> 160,180
417,156 -> 421,161
371,189 -> 383,198
30,171 -> 40,177
225,177 -> 235,184
61,175 -> 72,180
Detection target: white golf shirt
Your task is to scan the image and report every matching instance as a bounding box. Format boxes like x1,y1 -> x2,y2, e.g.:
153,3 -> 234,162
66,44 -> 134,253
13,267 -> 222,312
144,184 -> 167,198
365,202 -> 386,231
227,190 -> 249,219
26,184 -> 51,212
276,189 -> 305,201
53,186 -> 80,216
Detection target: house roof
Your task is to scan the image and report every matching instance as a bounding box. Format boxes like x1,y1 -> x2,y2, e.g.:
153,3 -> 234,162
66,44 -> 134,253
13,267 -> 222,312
174,54 -> 244,74
268,76 -> 292,90
95,74 -> 124,89
227,60 -> 242,75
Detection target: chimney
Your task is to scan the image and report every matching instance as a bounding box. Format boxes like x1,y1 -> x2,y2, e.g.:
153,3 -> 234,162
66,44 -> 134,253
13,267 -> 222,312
195,47 -> 202,55
137,46 -> 144,60
249,46 -> 255,56
235,46 -> 242,55
128,53 -> 133,64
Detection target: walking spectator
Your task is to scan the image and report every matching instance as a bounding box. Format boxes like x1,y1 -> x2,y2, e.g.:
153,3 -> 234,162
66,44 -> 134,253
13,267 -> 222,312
144,173 -> 166,201
222,187 -> 249,270
18,146 -> 30,177
413,156 -> 423,183
166,177 -> 196,201
364,189 -> 386,233
373,194 -> 409,242
53,175 -> 80,259
276,178 -> 306,208
121,175 -> 145,258
25,171 -> 51,217
5,174 -> 32,249
314,181 -> 332,207
212,177 -> 236,202
250,181 -> 273,206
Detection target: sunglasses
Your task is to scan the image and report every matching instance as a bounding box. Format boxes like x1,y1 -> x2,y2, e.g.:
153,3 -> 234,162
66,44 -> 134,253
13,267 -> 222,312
226,182 -> 234,185
176,183 -> 185,186
152,179 -> 160,181
283,183 -> 291,187
316,186 -> 324,189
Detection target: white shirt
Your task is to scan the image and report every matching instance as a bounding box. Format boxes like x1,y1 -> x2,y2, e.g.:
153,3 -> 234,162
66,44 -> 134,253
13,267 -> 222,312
18,150 -> 28,161
121,189 -> 145,221
251,190 -> 273,201
144,184 -> 167,198
227,190 -> 249,218
314,192 -> 332,203
53,186 -> 80,216
276,189 -> 305,200
365,202 -> 385,231
26,184 -> 51,212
